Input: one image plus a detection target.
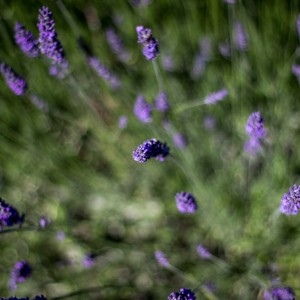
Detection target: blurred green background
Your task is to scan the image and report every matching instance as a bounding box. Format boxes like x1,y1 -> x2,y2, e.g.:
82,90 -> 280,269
0,0 -> 300,299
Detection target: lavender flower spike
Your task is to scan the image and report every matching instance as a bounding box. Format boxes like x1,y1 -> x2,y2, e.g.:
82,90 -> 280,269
173,133 -> 187,149
204,89 -> 228,105
168,288 -> 196,300
0,63 -> 27,96
244,137 -> 262,156
280,184 -> 300,215
245,112 -> 266,139
136,25 -> 159,60
155,250 -> 170,267
297,14 -> 300,41
33,296 -> 47,300
154,92 -> 170,113
0,197 -> 24,228
234,21 -> 248,51
197,244 -> 212,259
14,22 -> 39,57
263,286 -> 295,300
136,26 -> 152,44
134,95 -> 152,123
9,260 -> 32,290
175,192 -> 197,214
132,138 -> 169,163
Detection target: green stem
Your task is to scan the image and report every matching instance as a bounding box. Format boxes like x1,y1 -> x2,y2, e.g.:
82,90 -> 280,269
152,60 -> 163,92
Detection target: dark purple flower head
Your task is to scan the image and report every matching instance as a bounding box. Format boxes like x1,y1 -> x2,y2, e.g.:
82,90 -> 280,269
0,63 -> 27,96
234,21 -> 248,51
197,244 -> 212,259
132,138 -> 169,163
175,192 -> 197,214
136,26 -> 152,44
263,286 -> 295,300
244,137 -> 262,156
155,250 -> 170,267
9,260 -> 31,290
0,198 -> 24,228
173,133 -> 187,149
154,92 -> 170,112
88,56 -> 120,89
280,184 -> 300,215
204,89 -> 228,105
134,95 -> 152,123
82,253 -> 97,268
245,112 -> 266,139
14,22 -> 39,57
33,296 -> 47,300
168,288 -> 196,300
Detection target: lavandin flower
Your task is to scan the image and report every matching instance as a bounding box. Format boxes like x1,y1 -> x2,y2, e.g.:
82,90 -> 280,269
245,112 -> 266,139
0,63 -> 27,96
244,137 -> 262,156
168,288 -> 196,300
203,89 -> 228,105
106,27 -> 130,62
87,56 -> 121,89
9,260 -> 32,290
37,6 -> 69,77
0,198 -> 24,229
175,192 -> 197,214
118,115 -> 128,129
154,92 -> 170,113
82,253 -> 97,268
155,250 -> 170,268
14,22 -> 39,57
197,244 -> 212,259
134,95 -> 152,123
132,138 -> 169,163
173,133 -> 187,149
263,286 -> 295,300
136,25 -> 159,60
234,21 -> 248,51
280,184 -> 300,215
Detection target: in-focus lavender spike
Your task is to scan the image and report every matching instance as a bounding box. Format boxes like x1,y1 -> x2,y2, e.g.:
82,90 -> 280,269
168,288 -> 196,300
280,184 -> 300,215
175,192 -> 197,214
136,25 -> 159,60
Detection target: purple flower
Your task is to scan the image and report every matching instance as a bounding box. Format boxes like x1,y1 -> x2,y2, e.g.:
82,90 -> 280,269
136,25 -> 159,60
155,250 -> 170,267
29,94 -> 49,112
14,22 -> 39,57
245,112 -> 266,139
88,56 -> 120,89
204,89 -> 228,105
219,42 -> 231,58
9,260 -> 31,290
197,244 -> 212,259
56,231 -> 65,241
175,192 -> 197,214
297,14 -> 300,40
39,216 -> 50,229
173,133 -> 187,149
263,286 -> 295,300
132,138 -> 169,163
0,63 -> 27,96
162,54 -> 175,71
168,288 -> 196,300
38,6 -> 69,77
244,137 -> 262,156
82,253 -> 97,268
106,27 -> 130,62
131,0 -> 152,6
204,116 -> 216,131
154,92 -> 170,113
33,296 -> 47,300
134,95 -> 152,123
292,64 -> 300,77
118,115 -> 128,129
0,198 -> 24,228
234,21 -> 248,51
224,0 -> 235,3
280,184 -> 300,215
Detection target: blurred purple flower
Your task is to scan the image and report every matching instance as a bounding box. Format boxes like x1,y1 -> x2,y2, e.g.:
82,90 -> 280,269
297,14 -> 300,40
204,89 -> 228,105
244,137 -> 262,156
234,21 -> 248,51
155,250 -> 170,267
134,95 -> 152,123
292,64 -> 300,80
224,0 -> 235,3
0,198 -> 24,229
219,41 -> 231,58
29,94 -> 49,112
173,133 -> 187,149
118,115 -> 128,129
56,231 -> 65,241
33,296 -> 47,300
106,27 -> 130,62
132,138 -> 169,163
88,56 -> 121,89
280,184 -> 300,215
162,54 -> 175,71
82,253 -> 97,268
136,26 -> 159,60
175,192 -> 197,214
168,288 -> 196,300
154,92 -> 170,113
263,286 -> 295,300
14,22 -> 39,57
204,116 -> 216,131
0,63 -> 27,96
9,260 -> 31,290
131,0 -> 152,6
197,244 -> 212,259
39,216 -> 50,229
245,112 -> 266,139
